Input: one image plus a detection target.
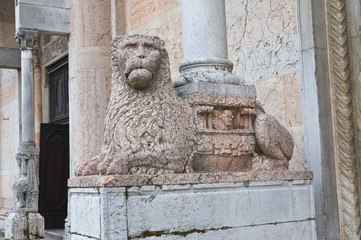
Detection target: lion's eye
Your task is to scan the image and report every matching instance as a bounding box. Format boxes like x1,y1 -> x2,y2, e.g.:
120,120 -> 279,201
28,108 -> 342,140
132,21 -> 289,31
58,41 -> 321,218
124,43 -> 138,50
144,44 -> 158,52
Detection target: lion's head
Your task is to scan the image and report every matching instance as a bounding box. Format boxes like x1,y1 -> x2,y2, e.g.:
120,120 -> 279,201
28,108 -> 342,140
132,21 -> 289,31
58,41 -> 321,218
112,35 -> 166,90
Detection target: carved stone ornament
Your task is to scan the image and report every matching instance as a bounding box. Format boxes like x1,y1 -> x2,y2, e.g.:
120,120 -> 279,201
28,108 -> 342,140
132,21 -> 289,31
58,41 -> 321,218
75,35 -> 197,176
186,93 -> 294,172
41,35 -> 69,66
11,145 -> 39,213
15,29 -> 39,50
326,0 -> 361,238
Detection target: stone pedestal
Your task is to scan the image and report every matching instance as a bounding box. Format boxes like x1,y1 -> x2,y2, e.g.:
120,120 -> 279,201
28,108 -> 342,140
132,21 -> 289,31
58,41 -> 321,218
68,172 -> 316,239
5,213 -> 44,240
185,93 -> 257,172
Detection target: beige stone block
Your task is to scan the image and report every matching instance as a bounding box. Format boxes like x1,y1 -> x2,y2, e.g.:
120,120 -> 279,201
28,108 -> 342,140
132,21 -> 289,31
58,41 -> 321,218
226,0 -> 297,60
147,16 -> 183,79
3,197 -> 15,210
0,81 -> 17,106
126,0 -> 178,31
73,0 -> 111,48
288,126 -> 306,171
0,69 -> 18,106
0,175 -> 17,199
282,72 -> 303,127
0,102 -> 20,171
256,76 -> 286,126
75,46 -> 112,71
70,69 -> 111,164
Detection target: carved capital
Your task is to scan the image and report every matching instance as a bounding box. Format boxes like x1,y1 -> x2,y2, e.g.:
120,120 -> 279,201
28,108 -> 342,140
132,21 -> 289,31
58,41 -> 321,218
15,29 -> 39,50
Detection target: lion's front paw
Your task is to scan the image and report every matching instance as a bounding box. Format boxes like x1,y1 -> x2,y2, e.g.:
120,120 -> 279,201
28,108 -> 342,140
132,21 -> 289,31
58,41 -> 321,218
106,159 -> 128,175
96,153 -> 132,175
74,158 -> 100,176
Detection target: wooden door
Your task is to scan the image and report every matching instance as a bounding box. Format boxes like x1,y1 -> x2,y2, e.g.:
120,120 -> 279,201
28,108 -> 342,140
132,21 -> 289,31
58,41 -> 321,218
39,123 -> 69,229
49,57 -> 69,124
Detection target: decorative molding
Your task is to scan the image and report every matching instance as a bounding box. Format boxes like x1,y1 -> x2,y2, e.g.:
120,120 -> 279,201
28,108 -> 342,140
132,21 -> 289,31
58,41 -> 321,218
41,35 -> 69,66
326,0 -> 361,239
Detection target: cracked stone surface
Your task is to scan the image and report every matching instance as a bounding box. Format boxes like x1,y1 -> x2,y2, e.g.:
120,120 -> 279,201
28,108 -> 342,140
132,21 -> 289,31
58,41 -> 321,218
226,0 -> 297,61
233,31 -> 299,84
68,174 -> 315,239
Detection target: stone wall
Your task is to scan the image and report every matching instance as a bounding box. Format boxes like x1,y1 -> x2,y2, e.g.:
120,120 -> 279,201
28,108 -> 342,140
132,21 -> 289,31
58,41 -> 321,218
115,0 -> 305,171
0,68 -> 20,224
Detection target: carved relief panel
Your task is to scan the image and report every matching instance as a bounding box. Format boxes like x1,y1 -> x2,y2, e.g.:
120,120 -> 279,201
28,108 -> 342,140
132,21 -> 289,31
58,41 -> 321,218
186,93 -> 257,172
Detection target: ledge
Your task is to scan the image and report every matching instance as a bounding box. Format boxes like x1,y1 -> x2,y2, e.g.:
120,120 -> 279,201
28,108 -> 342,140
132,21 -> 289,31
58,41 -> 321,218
68,171 -> 313,188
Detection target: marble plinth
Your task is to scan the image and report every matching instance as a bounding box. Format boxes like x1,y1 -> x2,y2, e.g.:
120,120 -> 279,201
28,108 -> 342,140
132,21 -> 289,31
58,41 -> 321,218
5,212 -> 44,240
68,172 -> 316,239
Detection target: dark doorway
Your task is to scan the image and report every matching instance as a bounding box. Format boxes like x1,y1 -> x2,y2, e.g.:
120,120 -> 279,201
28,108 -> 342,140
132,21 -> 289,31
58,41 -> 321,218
39,124 -> 69,229
39,57 -> 69,229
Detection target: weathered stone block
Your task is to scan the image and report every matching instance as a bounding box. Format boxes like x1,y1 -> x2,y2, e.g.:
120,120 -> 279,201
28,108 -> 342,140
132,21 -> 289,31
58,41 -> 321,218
15,2 -> 70,35
68,173 -> 316,239
69,189 -> 101,239
5,212 -> 44,240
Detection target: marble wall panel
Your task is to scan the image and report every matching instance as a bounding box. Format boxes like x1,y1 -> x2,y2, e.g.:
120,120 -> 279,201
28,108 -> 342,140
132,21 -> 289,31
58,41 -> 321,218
147,16 -> 183,79
255,72 -> 304,170
233,31 -> 299,84
0,175 -> 17,206
73,0 -> 111,48
226,0 -> 297,60
124,0 -> 178,32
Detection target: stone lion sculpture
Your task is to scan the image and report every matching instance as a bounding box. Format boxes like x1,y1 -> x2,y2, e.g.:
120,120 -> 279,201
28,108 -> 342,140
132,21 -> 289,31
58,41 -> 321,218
252,103 -> 294,171
75,35 -> 196,176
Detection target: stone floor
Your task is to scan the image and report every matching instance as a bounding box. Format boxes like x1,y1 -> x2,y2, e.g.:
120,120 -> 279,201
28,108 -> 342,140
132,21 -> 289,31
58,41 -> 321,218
0,229 -> 64,240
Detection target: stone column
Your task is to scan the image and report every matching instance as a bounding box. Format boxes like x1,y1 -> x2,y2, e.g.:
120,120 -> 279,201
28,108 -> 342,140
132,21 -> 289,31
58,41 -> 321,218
5,29 -> 44,240
174,0 -> 254,96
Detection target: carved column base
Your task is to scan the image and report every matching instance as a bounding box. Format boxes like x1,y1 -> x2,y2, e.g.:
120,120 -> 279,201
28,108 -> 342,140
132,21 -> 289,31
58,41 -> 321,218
5,212 -> 44,240
12,143 -> 40,213
183,92 -> 258,172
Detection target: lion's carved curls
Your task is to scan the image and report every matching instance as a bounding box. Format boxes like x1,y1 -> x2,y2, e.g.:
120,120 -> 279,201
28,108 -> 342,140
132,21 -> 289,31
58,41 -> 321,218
75,35 -> 196,176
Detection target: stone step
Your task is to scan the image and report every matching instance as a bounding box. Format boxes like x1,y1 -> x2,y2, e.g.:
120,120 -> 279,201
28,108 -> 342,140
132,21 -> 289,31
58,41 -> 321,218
44,229 -> 64,240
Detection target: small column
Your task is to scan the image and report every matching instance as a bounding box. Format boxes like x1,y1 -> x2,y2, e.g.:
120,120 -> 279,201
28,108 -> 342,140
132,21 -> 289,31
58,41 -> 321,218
21,49 -> 35,144
174,0 -> 255,97
5,29 -> 44,240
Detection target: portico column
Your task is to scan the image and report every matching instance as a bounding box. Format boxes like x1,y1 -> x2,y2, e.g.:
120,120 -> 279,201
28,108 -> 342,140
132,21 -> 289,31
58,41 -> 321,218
21,49 -> 35,144
183,0 -> 228,62
174,0 -> 254,96
5,29 -> 44,240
